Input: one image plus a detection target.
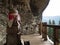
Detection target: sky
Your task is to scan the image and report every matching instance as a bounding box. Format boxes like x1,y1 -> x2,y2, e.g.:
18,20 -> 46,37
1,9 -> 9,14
42,0 -> 60,16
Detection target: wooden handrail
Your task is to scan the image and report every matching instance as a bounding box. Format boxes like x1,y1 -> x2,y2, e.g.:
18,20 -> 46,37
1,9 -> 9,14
43,24 -> 60,29
39,22 -> 60,45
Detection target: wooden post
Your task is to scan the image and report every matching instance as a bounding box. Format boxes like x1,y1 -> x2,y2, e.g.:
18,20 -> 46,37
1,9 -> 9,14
38,22 -> 42,35
53,28 -> 59,45
42,22 -> 47,41
42,23 -> 45,38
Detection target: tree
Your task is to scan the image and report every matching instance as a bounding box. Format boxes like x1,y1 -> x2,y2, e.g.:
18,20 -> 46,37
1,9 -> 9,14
52,20 -> 55,24
59,20 -> 60,25
49,19 -> 51,24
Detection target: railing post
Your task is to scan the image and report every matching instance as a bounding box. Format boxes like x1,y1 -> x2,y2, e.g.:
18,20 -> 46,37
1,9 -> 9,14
38,22 -> 42,35
42,23 -> 44,38
53,28 -> 59,45
41,23 -> 60,44
42,22 -> 47,41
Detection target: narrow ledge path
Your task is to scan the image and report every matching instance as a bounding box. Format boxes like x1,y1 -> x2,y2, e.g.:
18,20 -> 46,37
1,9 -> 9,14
21,34 -> 53,45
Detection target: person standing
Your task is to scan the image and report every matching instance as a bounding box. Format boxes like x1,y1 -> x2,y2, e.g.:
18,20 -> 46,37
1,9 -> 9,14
6,8 -> 21,45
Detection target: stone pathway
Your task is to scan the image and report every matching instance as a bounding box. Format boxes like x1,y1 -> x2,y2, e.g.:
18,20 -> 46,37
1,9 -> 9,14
21,34 -> 53,45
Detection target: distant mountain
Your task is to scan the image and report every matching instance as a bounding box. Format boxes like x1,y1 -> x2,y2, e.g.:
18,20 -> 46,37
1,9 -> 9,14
42,16 -> 60,25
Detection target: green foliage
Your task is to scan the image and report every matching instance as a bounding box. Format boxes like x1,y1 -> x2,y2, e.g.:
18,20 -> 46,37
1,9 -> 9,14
48,19 -> 54,41
49,19 -> 51,24
52,20 -> 55,24
48,28 -> 54,41
59,20 -> 60,25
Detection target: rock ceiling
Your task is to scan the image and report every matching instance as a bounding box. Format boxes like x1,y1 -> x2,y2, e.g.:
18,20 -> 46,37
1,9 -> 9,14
12,0 -> 50,24
0,0 -> 50,34
0,0 -> 50,24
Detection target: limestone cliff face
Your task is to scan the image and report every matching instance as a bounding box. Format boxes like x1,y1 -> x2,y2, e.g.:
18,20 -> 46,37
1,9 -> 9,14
30,0 -> 50,16
0,0 -> 50,24
30,0 -> 50,22
12,0 -> 50,24
0,0 -> 50,44
0,0 -> 50,34
5,0 -> 50,23
13,0 -> 50,26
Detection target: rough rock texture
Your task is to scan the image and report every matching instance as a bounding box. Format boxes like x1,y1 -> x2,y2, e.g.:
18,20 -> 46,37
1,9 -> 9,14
0,0 -> 50,34
0,0 -> 50,44
0,1 -> 50,44
30,0 -> 50,16
0,14 -> 7,45
13,0 -> 50,34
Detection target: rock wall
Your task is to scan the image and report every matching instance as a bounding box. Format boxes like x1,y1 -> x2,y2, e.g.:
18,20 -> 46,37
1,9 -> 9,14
19,0 -> 50,34
0,0 -> 50,44
0,14 -> 7,45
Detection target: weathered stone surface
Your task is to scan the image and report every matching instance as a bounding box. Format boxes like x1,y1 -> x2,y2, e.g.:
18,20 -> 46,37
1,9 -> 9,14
0,0 -> 50,44
0,14 -> 7,45
0,0 -> 50,35
30,0 -> 50,16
